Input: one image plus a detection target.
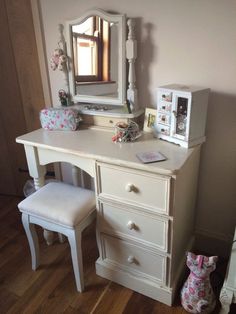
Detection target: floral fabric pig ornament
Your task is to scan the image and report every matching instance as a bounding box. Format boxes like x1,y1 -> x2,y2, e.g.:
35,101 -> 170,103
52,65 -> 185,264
181,252 -> 218,314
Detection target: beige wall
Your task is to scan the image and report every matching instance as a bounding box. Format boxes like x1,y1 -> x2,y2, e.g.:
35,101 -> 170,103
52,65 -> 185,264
38,0 -> 236,249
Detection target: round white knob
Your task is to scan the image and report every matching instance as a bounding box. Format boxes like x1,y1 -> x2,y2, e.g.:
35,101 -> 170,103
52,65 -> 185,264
127,255 -> 135,264
125,183 -> 134,192
127,221 -> 135,230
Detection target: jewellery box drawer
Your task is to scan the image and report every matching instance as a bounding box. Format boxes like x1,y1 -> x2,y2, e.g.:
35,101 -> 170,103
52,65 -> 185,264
158,101 -> 172,114
156,124 -> 170,136
97,164 -> 170,214
98,201 -> 168,252
157,113 -> 171,125
101,234 -> 166,283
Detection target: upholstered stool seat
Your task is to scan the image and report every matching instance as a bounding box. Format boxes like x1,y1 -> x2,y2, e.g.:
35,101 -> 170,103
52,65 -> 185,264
18,181 -> 96,292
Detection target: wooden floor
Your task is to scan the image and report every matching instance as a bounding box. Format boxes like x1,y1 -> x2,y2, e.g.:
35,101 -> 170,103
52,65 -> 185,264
0,194 -> 234,314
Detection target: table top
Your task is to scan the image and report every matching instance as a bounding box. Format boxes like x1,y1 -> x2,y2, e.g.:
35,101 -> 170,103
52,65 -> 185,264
16,128 -> 199,176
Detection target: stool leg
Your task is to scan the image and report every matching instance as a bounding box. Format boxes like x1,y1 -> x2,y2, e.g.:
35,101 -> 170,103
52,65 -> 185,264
22,213 -> 40,270
67,229 -> 84,292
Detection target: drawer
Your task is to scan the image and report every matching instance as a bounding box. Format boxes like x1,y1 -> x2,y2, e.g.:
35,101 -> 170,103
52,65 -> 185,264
158,102 -> 172,114
158,91 -> 172,103
101,234 -> 166,284
156,124 -> 170,136
97,164 -> 170,214
82,115 -> 129,128
157,113 -> 171,125
98,201 -> 168,252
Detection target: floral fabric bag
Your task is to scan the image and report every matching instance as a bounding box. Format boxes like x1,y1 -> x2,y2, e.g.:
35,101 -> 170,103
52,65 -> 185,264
40,108 -> 81,131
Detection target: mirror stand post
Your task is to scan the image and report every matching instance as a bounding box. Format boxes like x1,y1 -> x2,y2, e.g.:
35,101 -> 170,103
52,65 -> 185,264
58,24 -> 72,106
126,19 -> 138,112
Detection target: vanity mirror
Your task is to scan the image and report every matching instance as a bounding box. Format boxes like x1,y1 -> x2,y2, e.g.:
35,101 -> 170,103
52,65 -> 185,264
65,8 -> 139,114
66,9 -> 126,107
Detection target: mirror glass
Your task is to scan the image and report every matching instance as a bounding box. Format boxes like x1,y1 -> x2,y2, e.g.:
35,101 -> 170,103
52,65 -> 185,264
66,9 -> 126,106
72,16 -> 118,97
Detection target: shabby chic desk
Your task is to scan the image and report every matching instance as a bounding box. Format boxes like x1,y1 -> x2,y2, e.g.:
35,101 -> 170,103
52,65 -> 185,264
16,128 -> 201,306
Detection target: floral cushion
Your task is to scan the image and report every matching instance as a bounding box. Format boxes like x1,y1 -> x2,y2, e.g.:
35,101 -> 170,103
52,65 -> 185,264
40,108 -> 81,131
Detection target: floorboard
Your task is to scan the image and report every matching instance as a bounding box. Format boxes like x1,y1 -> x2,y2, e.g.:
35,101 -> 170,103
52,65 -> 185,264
0,194 -> 235,314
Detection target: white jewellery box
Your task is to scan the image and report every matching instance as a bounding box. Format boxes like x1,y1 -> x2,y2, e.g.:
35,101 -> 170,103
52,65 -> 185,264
156,84 -> 210,148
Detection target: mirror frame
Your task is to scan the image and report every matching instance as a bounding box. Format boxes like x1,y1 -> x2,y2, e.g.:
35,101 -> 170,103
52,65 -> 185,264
66,8 -> 126,106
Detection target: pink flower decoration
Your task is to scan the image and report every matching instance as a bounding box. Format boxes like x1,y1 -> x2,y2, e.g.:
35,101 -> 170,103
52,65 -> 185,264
198,291 -> 206,298
50,48 -> 67,71
184,292 -> 189,299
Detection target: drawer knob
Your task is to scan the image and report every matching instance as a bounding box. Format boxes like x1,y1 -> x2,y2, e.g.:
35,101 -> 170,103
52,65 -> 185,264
127,221 -> 135,230
127,255 -> 135,264
125,183 -> 135,192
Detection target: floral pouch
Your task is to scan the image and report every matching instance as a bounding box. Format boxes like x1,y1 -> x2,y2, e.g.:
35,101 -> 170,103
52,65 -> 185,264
40,108 -> 81,131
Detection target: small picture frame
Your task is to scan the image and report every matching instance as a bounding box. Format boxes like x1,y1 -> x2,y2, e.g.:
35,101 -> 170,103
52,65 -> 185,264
143,108 -> 157,132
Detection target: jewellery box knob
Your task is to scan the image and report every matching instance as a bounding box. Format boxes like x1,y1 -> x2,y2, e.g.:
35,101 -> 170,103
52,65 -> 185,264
127,221 -> 135,230
125,183 -> 134,192
127,255 -> 135,264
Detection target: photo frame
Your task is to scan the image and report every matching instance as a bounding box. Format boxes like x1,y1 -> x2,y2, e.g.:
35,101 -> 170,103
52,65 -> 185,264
143,108 -> 157,132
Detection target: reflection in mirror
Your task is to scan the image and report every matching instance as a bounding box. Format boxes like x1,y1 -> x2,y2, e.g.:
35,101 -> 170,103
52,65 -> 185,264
72,16 -> 118,98
66,9 -> 126,106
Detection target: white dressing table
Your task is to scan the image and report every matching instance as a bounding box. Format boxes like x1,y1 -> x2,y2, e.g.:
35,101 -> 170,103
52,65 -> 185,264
16,128 -> 201,305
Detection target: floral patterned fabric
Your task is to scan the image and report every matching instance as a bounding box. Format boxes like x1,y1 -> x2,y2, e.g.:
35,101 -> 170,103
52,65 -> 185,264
40,108 -> 80,131
181,252 -> 218,313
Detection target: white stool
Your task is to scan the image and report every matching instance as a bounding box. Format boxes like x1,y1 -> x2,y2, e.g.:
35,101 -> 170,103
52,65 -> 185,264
18,181 -> 96,292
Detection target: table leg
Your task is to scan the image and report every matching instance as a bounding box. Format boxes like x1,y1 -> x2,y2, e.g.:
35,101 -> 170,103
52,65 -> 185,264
24,145 -> 55,246
33,177 -> 45,190
72,165 -> 80,186
58,233 -> 66,243
34,176 -> 55,245
43,229 -> 55,246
